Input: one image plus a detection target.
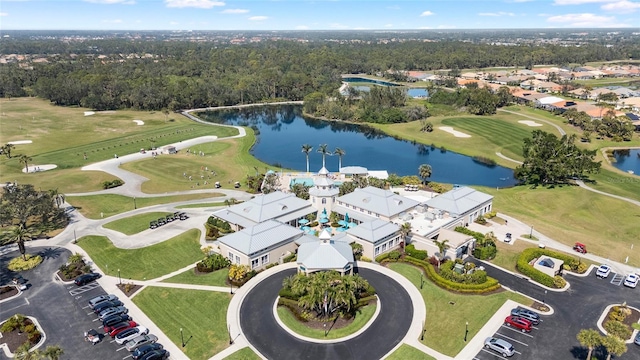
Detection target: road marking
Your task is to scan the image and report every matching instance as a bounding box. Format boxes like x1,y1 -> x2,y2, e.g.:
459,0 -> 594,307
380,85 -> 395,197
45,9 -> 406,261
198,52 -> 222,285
515,350 -> 522,355
116,346 -> 127,351
69,282 -> 101,296
610,274 -> 624,286
501,325 -> 534,338
92,318 -> 101,322
480,348 -> 512,358
122,356 -> 132,360
532,326 -> 539,330
495,332 -> 529,346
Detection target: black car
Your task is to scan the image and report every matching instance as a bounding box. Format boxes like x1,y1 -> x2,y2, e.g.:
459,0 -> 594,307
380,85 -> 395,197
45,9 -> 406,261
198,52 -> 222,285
102,314 -> 131,327
139,349 -> 169,360
93,300 -> 124,314
74,273 -> 101,286
156,218 -> 166,226
132,343 -> 164,359
165,214 -> 174,222
149,221 -> 157,229
178,212 -> 188,220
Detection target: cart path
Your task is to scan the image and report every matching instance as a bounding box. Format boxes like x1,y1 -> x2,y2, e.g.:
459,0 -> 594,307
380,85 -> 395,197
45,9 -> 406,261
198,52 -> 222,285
575,180 -> 640,207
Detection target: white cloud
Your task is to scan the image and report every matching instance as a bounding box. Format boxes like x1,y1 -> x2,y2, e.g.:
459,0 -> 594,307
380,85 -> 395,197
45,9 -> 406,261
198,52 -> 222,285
101,19 -> 123,23
384,23 -> 393,28
601,0 -> 640,11
84,0 -> 135,4
547,13 -> 618,26
295,25 -> 309,30
248,15 -> 268,21
420,11 -> 434,16
165,0 -> 225,9
221,8 -> 249,14
479,11 -> 515,16
0,12 -> 8,16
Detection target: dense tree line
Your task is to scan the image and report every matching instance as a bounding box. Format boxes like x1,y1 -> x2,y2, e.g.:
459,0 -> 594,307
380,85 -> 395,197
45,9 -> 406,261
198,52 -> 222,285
561,108 -> 635,142
428,85 -> 512,115
1,38 -> 637,110
514,131 -> 600,185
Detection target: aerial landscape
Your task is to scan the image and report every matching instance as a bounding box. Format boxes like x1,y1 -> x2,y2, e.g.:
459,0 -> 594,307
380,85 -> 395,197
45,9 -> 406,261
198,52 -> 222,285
1,1 -> 640,360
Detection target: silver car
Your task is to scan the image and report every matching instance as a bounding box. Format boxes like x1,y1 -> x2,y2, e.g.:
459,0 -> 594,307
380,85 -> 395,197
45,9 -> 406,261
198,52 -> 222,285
511,307 -> 540,325
484,337 -> 515,357
99,306 -> 128,320
124,334 -> 158,352
88,294 -> 118,309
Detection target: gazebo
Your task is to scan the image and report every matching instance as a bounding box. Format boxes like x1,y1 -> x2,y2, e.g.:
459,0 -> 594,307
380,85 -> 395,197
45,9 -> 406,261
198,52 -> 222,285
296,230 -> 354,275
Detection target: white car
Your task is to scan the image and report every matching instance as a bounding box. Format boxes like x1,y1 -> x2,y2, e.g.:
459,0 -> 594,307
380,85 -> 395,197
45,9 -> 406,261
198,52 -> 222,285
115,326 -> 148,345
595,265 -> 611,278
623,274 -> 639,288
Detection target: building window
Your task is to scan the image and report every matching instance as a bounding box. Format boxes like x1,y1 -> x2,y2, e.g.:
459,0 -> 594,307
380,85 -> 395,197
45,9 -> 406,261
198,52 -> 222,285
382,243 -> 387,251
228,251 -> 234,261
251,258 -> 259,269
260,254 -> 269,265
374,247 -> 380,256
235,255 -> 240,264
322,198 -> 326,204
367,211 -> 372,215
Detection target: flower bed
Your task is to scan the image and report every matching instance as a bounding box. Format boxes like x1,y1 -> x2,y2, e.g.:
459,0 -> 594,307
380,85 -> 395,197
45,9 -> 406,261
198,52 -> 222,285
0,286 -> 19,301
57,253 -> 91,281
7,255 -> 43,272
0,314 -> 42,353
516,248 -> 587,288
602,304 -> 640,341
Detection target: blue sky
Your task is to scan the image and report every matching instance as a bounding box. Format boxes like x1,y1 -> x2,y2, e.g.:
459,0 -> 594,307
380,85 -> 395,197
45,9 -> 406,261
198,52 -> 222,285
1,0 -> 639,31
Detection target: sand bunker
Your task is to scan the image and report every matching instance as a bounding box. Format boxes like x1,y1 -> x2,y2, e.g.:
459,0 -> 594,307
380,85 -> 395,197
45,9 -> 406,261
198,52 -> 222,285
22,164 -> 57,173
133,120 -> 144,126
84,111 -> 95,116
8,140 -> 32,145
438,126 -> 471,138
518,120 -> 543,127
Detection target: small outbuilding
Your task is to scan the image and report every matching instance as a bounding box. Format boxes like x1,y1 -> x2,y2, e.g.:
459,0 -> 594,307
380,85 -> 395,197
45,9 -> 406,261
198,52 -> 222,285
533,255 -> 564,277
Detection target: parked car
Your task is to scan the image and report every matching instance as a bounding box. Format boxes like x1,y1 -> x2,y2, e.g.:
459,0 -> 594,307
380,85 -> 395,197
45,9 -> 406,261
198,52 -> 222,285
139,349 -> 170,360
88,294 -> 118,309
102,314 -> 132,328
178,212 -> 188,220
156,218 -> 166,226
99,306 -> 128,320
504,233 -> 512,243
74,273 -> 101,286
93,300 -> 124,314
106,320 -> 137,336
510,307 -> 540,325
504,315 -> 533,332
596,264 -> 611,278
624,273 -> 639,288
234,181 -> 241,188
635,332 -> 640,346
115,326 -> 149,345
573,242 -> 587,254
149,221 -> 157,229
484,337 -> 515,357
165,214 -> 174,222
132,343 -> 164,360
125,334 -> 158,352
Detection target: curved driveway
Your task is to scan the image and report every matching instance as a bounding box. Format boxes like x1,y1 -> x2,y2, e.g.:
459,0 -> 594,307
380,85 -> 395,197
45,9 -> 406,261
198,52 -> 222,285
240,268 -> 413,360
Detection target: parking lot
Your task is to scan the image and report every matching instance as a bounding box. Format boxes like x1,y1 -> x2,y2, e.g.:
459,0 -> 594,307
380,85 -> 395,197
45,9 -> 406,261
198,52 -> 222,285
473,316 -> 542,359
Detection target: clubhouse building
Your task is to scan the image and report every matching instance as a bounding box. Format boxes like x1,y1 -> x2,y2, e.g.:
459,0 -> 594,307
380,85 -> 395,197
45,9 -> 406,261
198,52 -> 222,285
212,167 -> 493,272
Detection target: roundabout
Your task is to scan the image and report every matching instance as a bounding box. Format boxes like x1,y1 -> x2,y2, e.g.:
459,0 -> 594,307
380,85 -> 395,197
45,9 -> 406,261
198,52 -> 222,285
239,267 -> 414,360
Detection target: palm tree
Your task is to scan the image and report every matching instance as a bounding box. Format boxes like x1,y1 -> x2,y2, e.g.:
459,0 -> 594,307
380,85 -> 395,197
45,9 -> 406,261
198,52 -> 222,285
400,222 -> 412,253
601,334 -> 627,360
301,144 -> 313,173
14,342 -> 39,360
3,143 -> 15,158
11,225 -> 32,261
19,154 -> 32,173
576,329 -> 602,360
333,147 -> 346,171
41,345 -> 64,360
433,239 -> 450,263
317,144 -> 330,169
418,164 -> 432,185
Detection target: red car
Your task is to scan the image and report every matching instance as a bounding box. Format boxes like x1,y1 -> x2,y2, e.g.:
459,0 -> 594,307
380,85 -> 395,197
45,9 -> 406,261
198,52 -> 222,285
106,321 -> 137,337
504,315 -> 532,333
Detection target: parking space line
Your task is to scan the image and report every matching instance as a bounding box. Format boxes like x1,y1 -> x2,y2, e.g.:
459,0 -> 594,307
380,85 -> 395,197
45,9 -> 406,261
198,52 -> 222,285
501,325 -> 534,338
610,274 -> 624,286
514,351 -> 522,355
116,346 -> 126,351
93,318 -> 101,322
495,332 -> 529,346
82,305 -> 91,309
122,356 -> 132,360
480,349 -> 511,358
532,326 -> 539,330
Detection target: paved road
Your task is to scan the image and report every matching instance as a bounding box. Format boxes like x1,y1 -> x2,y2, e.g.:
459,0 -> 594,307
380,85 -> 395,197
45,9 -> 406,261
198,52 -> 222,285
240,268 -> 413,360
475,260 -> 640,360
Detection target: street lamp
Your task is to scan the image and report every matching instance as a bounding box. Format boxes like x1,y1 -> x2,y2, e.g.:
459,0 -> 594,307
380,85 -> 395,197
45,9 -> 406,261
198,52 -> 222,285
118,269 -> 121,285
133,197 -> 137,210
230,282 -> 233,294
421,320 -> 426,341
324,323 -> 328,337
464,321 -> 469,342
180,328 -> 185,347
530,225 -> 534,239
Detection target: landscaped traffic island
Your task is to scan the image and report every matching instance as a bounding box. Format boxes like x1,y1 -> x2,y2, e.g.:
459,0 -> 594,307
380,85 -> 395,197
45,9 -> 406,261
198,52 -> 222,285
276,271 -> 378,340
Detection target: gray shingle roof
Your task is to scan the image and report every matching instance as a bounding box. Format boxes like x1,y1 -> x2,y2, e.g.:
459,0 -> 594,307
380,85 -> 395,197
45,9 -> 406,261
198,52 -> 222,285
425,187 -> 493,216
217,220 -> 302,256
297,240 -> 354,270
337,186 -> 419,217
212,191 -> 313,226
347,219 -> 399,243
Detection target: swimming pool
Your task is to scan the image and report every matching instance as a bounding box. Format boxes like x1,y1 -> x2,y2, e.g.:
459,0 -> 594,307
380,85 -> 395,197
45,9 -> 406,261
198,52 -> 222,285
290,178 -> 314,187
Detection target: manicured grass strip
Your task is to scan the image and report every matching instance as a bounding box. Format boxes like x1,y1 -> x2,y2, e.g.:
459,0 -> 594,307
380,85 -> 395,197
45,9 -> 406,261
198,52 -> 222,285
77,229 -> 202,280
384,344 -> 436,360
67,193 -> 218,219
133,287 -> 231,360
162,268 -> 229,287
479,184 -> 640,267
489,240 -> 597,273
176,202 -> 226,209
276,304 -> 376,340
223,347 -> 261,360
388,263 -> 531,357
103,212 -> 171,235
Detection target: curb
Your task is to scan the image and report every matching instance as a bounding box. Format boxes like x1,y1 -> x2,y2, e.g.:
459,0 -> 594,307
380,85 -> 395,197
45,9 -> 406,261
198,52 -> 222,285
0,286 -> 23,305
596,304 -> 640,344
0,316 -> 47,358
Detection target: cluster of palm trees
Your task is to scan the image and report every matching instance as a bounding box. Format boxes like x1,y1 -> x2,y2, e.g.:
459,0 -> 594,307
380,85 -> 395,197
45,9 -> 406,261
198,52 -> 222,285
577,328 -> 627,360
301,144 -> 346,173
1,143 -> 33,172
282,271 -> 370,318
14,344 -> 63,360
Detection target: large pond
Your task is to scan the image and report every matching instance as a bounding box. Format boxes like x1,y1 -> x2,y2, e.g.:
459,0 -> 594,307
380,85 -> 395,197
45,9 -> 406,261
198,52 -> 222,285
610,149 -> 640,176
198,105 -> 517,187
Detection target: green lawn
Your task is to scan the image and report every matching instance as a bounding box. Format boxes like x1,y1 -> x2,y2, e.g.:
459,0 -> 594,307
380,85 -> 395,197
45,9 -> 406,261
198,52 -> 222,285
77,229 -> 203,280
384,344 -> 436,360
163,267 -> 229,287
176,202 -> 226,209
103,212 -> 171,235
480,184 -> 640,267
276,303 -> 376,340
388,263 -> 531,357
0,97 -> 238,192
67,193 -> 218,219
223,347 -> 261,360
133,287 -> 231,360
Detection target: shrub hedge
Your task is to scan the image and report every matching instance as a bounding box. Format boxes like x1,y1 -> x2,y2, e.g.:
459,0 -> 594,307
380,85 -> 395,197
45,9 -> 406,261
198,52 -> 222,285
405,244 -> 428,260
516,248 -> 584,288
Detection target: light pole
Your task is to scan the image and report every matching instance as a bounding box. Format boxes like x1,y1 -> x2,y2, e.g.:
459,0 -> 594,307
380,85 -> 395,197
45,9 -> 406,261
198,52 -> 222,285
421,320 -> 426,341
420,273 -> 424,289
324,323 -> 328,337
464,321 -> 469,342
230,282 -> 233,294
530,225 -> 534,239
133,197 -> 137,210
180,328 -> 185,347
118,269 -> 121,285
